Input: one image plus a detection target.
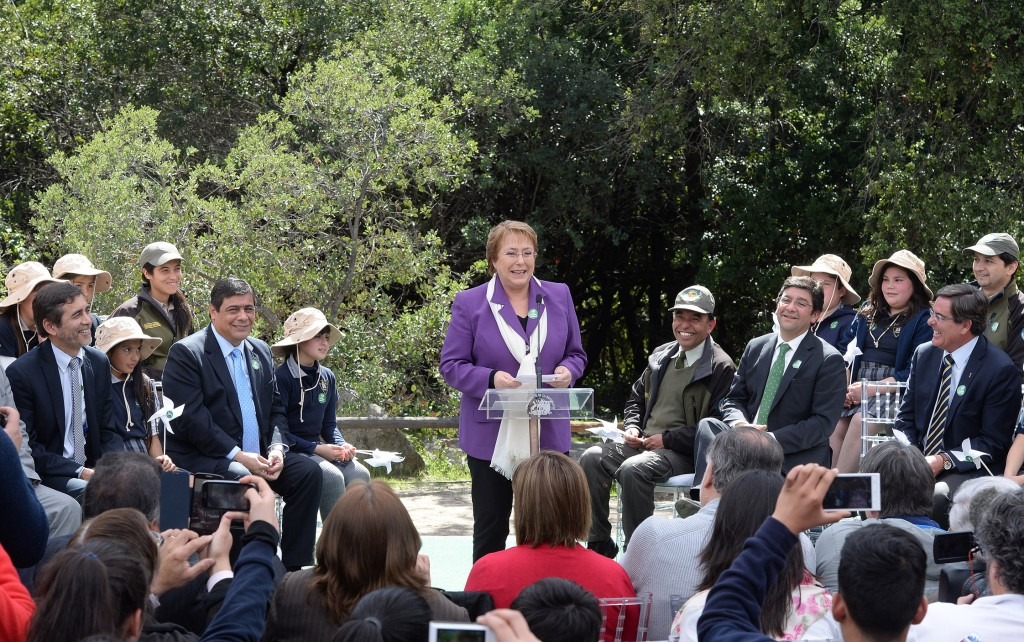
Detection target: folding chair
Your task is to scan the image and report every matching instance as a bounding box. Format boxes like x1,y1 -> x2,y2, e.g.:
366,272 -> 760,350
598,593 -> 651,642
859,379 -> 907,461
614,474 -> 695,549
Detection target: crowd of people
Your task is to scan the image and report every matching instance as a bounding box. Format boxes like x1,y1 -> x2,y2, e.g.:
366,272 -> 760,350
3,222 -> 1024,641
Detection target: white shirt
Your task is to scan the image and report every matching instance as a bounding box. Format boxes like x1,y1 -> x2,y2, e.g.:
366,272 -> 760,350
944,336 -> 979,403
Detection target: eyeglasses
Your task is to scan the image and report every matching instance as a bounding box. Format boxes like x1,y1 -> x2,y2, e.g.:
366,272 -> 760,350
777,296 -> 812,310
929,310 -> 952,323
502,250 -> 537,260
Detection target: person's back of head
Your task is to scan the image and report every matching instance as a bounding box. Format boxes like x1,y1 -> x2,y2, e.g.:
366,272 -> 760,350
511,577 -> 601,642
836,524 -> 926,641
975,489 -> 1024,594
948,476 -> 1020,532
82,451 -> 162,523
708,427 -> 784,493
331,587 -> 431,642
512,451 -> 590,547
860,441 -> 934,518
28,539 -> 150,642
74,508 -> 159,576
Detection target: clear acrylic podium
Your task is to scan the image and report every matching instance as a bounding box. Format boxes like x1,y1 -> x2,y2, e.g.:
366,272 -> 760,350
480,387 -> 595,455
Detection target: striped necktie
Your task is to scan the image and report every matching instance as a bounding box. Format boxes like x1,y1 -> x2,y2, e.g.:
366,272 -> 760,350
68,357 -> 86,465
924,354 -> 955,456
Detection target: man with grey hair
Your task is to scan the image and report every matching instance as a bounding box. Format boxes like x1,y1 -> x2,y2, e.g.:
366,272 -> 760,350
581,285 -> 735,557
814,441 -> 944,600
622,427 -> 816,640
908,489 -> 1024,640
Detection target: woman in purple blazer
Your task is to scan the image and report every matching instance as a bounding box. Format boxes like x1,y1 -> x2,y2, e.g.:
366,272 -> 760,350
440,220 -> 588,562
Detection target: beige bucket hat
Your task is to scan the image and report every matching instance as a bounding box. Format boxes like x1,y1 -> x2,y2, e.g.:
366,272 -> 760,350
0,262 -> 65,310
868,249 -> 932,300
271,308 -> 342,358
791,254 -> 861,305
53,254 -> 113,293
95,317 -> 163,361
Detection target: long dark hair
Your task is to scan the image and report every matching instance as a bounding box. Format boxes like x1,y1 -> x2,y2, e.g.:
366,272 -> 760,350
0,308 -> 28,355
331,587 -> 431,642
859,263 -> 930,322
141,262 -> 194,337
697,470 -> 804,638
28,540 -> 150,642
122,349 -> 158,443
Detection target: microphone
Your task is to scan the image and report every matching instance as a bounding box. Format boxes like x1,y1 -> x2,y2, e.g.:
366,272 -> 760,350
535,294 -> 543,388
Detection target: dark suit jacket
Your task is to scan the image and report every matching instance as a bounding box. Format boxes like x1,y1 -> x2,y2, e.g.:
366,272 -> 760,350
721,332 -> 846,469
895,335 -> 1020,474
162,326 -> 287,471
6,341 -> 124,488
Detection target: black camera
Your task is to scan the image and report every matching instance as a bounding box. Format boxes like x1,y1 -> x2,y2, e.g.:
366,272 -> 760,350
933,531 -> 979,564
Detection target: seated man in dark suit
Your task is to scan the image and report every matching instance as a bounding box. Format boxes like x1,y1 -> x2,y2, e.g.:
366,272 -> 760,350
693,276 -> 847,484
162,277 -> 321,570
7,282 -> 124,499
895,283 -> 1020,527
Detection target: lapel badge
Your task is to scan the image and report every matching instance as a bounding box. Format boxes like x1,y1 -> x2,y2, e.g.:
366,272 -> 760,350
791,360 -> 802,369
956,384 -> 966,396
318,392 -> 327,404
527,308 -> 539,319
320,380 -> 328,392
251,358 -> 260,371
829,320 -> 838,329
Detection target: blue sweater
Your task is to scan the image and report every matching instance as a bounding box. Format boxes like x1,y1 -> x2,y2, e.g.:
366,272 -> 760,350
697,517 -> 798,642
275,359 -> 344,454
0,430 -> 49,567
844,307 -> 932,382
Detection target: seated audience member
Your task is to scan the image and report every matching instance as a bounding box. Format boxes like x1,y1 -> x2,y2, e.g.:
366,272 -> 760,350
95,318 -> 175,471
263,479 -> 468,641
697,465 -> 928,642
830,250 -> 933,473
625,427 -> 815,640
948,476 -> 1020,533
580,285 -> 735,557
52,253 -> 113,344
1003,419 -> 1024,484
7,282 -> 125,499
465,451 -> 635,610
669,470 -> 831,642
28,475 -> 281,642
894,283 -> 1020,528
0,405 -> 51,568
692,276 -> 846,484
477,610 -> 545,642
815,441 -> 944,600
271,307 -> 370,521
0,541 -> 34,642
332,587 -> 432,642
963,232 -> 1024,377
791,254 -> 861,351
510,578 -> 602,642
0,261 -> 63,359
907,489 -> 1024,640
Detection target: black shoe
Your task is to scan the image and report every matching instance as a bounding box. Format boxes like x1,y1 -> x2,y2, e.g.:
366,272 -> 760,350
588,538 -> 619,559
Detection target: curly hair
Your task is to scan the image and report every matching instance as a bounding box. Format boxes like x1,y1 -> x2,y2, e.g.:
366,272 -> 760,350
975,489 -> 1024,594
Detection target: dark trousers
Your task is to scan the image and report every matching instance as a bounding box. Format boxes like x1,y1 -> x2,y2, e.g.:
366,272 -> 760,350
468,455 -> 514,563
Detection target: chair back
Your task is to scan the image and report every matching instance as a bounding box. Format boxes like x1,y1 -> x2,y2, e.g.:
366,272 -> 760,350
597,593 -> 651,642
859,379 -> 909,459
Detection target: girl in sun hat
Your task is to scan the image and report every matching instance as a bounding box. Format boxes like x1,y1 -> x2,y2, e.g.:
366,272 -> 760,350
0,262 -> 64,358
95,316 -> 176,471
829,249 -> 934,473
52,253 -> 113,345
791,254 -> 861,352
110,242 -> 195,380
273,307 -> 369,519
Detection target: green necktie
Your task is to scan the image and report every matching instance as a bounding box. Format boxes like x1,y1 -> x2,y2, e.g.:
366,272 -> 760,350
755,343 -> 791,425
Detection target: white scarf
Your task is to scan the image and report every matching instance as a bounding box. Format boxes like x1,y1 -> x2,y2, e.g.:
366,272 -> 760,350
487,275 -> 548,479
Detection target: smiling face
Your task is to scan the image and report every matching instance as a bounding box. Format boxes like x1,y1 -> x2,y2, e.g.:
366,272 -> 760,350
491,232 -> 536,294
143,260 -> 182,303
972,252 -> 1017,296
672,310 -> 715,351
297,329 -> 332,366
44,293 -> 92,355
928,296 -> 972,353
775,286 -> 820,341
209,293 -> 255,346
68,275 -> 98,304
109,339 -> 143,377
880,266 -> 914,313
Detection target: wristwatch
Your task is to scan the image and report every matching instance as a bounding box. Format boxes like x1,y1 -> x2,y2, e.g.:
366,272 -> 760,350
940,453 -> 954,471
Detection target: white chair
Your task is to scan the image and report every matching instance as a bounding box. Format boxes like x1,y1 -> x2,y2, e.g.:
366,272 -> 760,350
614,474 -> 695,548
598,593 -> 652,642
858,379 -> 907,460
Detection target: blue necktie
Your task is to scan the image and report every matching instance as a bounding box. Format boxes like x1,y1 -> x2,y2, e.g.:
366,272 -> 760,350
230,348 -> 261,454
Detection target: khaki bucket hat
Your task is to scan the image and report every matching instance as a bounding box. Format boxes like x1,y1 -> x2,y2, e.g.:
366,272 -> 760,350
0,262 -> 65,310
791,254 -> 861,305
868,250 -> 932,300
95,317 -> 163,361
53,254 -> 113,293
271,308 -> 342,358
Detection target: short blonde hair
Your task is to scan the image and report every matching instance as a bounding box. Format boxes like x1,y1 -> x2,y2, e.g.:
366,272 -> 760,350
485,220 -> 538,276
513,451 -> 591,547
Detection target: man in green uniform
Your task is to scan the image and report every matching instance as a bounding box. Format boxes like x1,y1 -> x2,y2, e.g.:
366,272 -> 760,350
964,232 -> 1024,380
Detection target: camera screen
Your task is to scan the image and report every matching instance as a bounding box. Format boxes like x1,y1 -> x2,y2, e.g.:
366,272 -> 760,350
823,475 -> 875,510
203,481 -> 251,511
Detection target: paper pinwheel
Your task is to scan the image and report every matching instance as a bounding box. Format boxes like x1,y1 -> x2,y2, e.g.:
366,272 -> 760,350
843,343 -> 863,369
356,449 -> 406,474
950,438 -> 994,475
148,395 -> 184,435
586,417 -> 625,444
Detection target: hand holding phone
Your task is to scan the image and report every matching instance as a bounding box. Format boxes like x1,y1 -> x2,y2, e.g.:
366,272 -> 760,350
429,621 -> 498,642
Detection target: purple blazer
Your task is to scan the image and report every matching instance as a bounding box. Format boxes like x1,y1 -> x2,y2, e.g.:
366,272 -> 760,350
440,278 -> 588,459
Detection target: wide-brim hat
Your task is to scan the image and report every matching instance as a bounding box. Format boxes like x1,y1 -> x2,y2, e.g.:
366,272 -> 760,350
53,254 -> 113,293
95,317 -> 163,361
963,233 -> 1020,262
791,254 -> 861,305
868,249 -> 932,300
139,242 -> 183,268
0,262 -> 65,309
271,308 -> 342,357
